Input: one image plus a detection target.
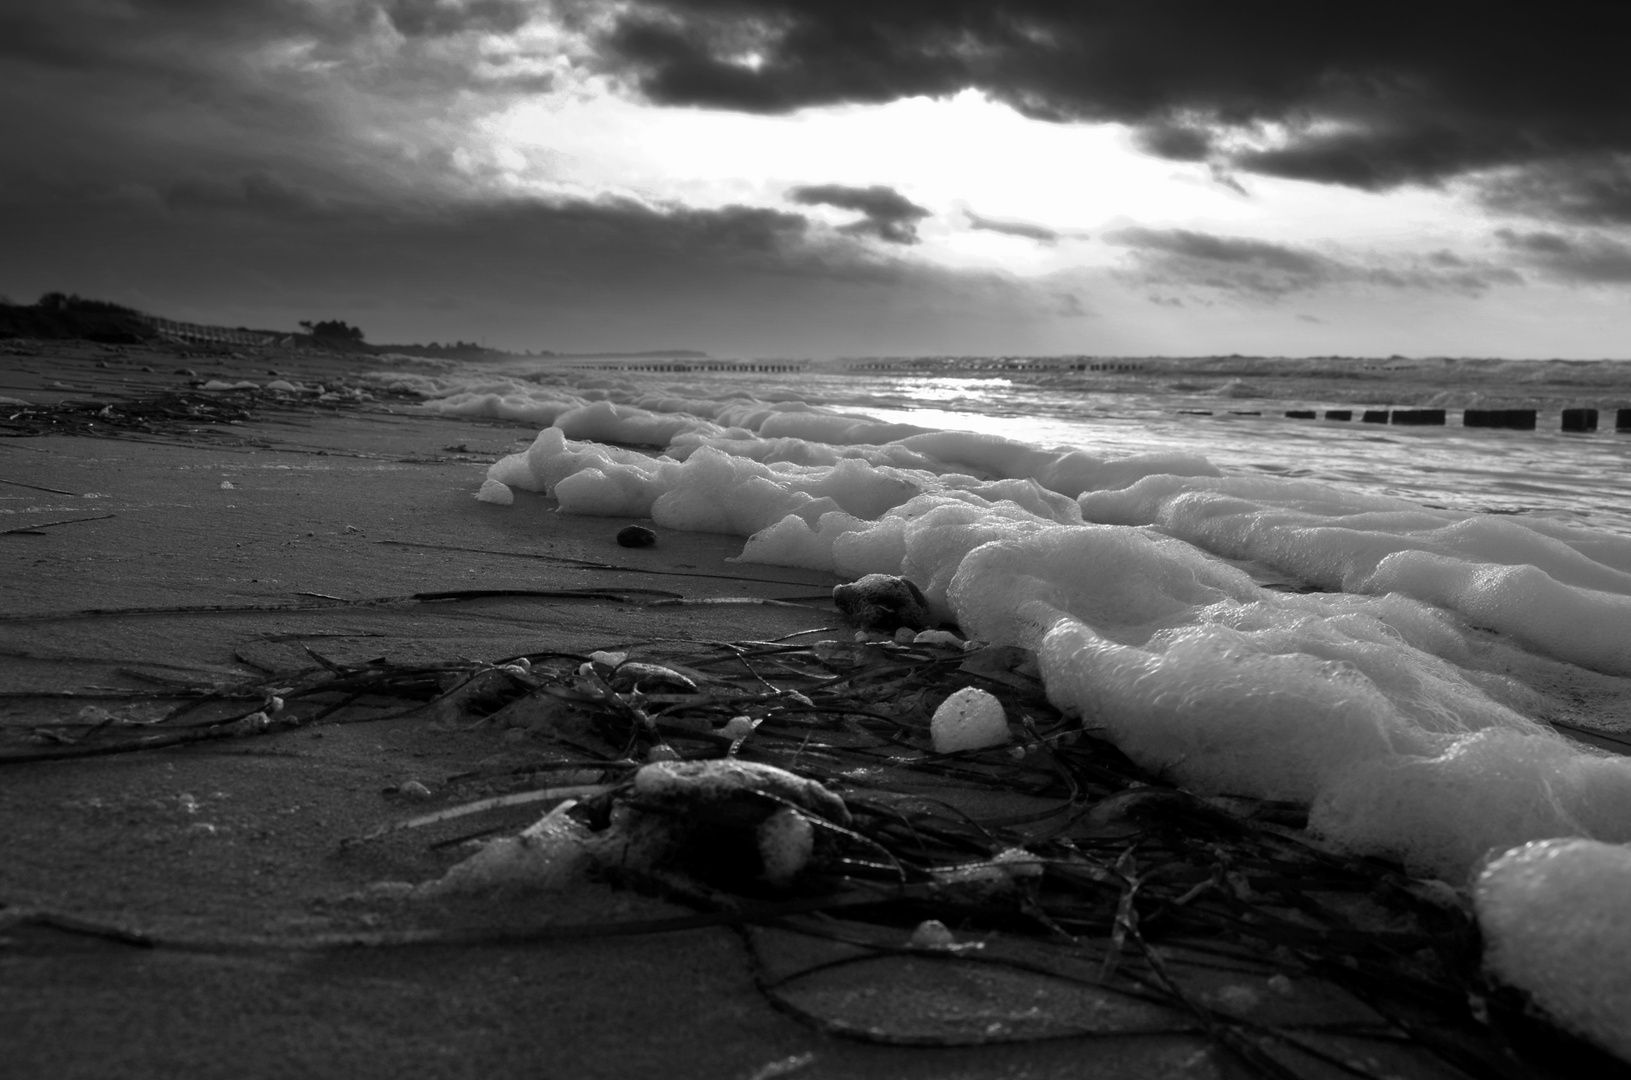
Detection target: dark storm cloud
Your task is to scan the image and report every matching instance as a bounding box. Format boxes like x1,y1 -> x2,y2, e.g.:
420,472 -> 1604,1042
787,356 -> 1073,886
965,211 -> 1060,244
1132,123 -> 1213,164
1105,226 -> 1520,299
592,2 -> 1630,202
787,184 -> 929,244
1495,228 -> 1631,284
0,0 -> 568,227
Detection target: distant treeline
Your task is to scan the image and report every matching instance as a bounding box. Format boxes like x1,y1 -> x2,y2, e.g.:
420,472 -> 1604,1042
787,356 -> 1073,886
0,293 -> 554,359
0,292 -> 157,344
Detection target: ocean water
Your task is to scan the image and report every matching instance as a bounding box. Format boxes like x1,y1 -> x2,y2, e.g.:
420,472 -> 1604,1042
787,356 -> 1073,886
514,354 -> 1631,538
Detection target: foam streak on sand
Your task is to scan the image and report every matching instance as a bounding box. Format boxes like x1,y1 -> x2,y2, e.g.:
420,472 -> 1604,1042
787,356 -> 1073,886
384,368 -> 1631,1046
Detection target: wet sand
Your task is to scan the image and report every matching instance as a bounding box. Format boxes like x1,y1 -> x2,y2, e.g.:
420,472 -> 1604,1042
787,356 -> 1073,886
0,342 -> 1229,1079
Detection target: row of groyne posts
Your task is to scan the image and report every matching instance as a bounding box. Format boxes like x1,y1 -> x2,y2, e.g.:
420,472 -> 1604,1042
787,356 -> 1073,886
1274,407 -> 1631,433
564,361 -> 805,374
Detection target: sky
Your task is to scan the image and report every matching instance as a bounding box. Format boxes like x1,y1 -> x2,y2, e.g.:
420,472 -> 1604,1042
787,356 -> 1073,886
2,1 -> 1630,359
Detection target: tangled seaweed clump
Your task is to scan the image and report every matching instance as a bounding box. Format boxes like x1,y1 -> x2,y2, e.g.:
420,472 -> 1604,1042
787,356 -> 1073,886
2,621 -> 1620,1079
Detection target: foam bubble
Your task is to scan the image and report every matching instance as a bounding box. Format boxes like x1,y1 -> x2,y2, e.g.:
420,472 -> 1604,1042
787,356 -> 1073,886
1475,838 -> 1631,1062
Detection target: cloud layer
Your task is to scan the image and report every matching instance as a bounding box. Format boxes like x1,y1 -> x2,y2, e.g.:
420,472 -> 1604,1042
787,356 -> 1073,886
595,1 -> 1631,208
1,1 -> 1626,356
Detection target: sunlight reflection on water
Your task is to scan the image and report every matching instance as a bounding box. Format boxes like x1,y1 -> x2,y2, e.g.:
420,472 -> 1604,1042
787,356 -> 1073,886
746,366 -> 1631,538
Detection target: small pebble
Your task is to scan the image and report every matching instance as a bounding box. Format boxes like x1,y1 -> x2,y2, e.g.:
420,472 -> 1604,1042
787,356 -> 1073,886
910,919 -> 957,949
616,525 -> 657,548
718,715 -> 756,741
398,780 -> 433,799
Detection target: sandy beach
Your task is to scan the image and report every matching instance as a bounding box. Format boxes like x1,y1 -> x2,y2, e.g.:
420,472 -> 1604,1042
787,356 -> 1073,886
0,340 -> 1221,1080
0,340 -> 1606,1080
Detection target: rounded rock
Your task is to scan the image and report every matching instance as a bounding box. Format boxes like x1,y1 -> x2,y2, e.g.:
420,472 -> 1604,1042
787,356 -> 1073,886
616,525 -> 657,548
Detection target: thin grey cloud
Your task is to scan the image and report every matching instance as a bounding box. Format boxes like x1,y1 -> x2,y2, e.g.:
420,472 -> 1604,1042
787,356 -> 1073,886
1479,155 -> 1631,227
385,0 -> 536,38
163,172 -> 345,219
965,211 -> 1060,244
1494,228 -> 1631,283
787,183 -> 929,244
592,1 -> 1631,209
1106,226 -> 1519,299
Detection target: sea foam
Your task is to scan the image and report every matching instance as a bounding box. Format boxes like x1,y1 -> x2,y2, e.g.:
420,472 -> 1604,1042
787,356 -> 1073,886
403,367 -> 1631,1048
473,404 -> 1631,878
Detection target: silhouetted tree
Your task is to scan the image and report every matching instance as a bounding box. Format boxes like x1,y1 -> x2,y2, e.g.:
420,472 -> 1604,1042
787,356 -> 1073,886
298,318 -> 365,344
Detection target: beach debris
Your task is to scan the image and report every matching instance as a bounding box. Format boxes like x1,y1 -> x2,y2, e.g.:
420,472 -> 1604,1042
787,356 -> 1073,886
0,380 -> 405,443
476,478 -> 514,505
929,687 -> 1009,753
718,714 -> 756,742
417,801 -> 593,897
757,807 -> 815,885
395,780 -> 434,800
605,661 -> 697,695
831,573 -> 932,633
1476,837 -> 1631,1063
616,524 -> 657,548
631,758 -> 851,826
3,629 -> 1600,1076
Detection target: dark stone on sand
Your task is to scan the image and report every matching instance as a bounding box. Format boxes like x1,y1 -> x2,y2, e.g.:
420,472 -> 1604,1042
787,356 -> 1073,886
832,574 -> 932,633
617,525 -> 657,548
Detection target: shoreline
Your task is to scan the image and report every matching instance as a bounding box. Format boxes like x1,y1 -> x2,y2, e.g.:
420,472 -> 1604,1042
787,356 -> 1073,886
0,339 -> 1601,1079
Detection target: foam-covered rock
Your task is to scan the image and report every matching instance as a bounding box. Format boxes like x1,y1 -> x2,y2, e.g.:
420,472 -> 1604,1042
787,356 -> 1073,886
931,687 -> 1010,753
832,574 -> 932,633
475,478 -> 513,505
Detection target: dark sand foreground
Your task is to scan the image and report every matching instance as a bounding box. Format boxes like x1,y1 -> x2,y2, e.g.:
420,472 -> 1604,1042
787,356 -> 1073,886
0,341 -> 1239,1080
